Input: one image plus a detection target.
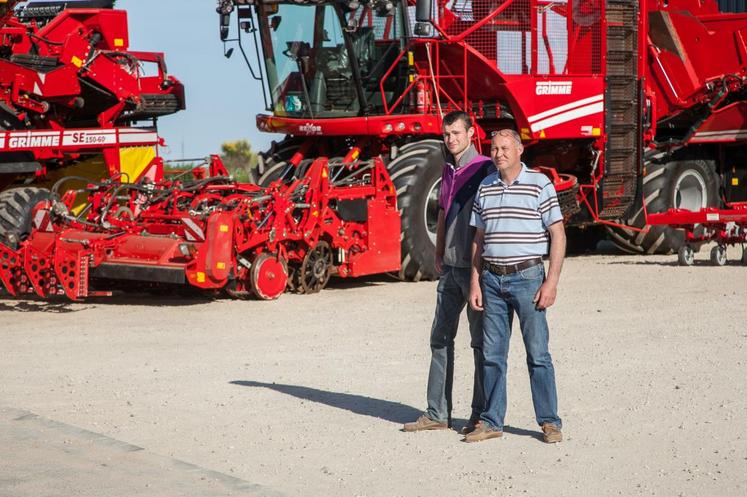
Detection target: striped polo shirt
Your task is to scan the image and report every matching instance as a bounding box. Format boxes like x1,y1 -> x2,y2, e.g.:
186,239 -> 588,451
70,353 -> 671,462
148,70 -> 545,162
470,163 -> 563,264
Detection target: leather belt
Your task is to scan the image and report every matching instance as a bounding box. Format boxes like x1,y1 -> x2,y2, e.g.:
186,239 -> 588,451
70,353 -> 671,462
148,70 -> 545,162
483,258 -> 542,276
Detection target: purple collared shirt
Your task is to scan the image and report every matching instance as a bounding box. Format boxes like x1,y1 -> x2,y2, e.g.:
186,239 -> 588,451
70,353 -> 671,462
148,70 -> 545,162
438,144 -> 493,267
438,145 -> 492,215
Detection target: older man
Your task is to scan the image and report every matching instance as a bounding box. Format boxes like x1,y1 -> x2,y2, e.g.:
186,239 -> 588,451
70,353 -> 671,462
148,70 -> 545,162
466,129 -> 566,443
404,111 -> 493,433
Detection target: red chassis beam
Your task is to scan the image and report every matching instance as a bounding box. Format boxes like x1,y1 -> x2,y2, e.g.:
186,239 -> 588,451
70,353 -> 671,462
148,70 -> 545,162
647,205 -> 747,226
646,205 -> 747,246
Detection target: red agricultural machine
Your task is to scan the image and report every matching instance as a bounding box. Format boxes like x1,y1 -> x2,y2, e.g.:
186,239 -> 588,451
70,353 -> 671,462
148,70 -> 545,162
0,152 -> 401,300
215,0 -> 747,275
0,0 -> 184,194
2,0 -> 747,303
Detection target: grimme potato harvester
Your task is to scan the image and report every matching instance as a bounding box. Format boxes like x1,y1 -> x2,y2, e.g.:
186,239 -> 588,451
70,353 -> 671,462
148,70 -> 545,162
0,0 -> 184,194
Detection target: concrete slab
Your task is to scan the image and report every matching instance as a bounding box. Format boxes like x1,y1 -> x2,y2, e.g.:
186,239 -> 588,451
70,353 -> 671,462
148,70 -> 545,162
0,407 -> 283,497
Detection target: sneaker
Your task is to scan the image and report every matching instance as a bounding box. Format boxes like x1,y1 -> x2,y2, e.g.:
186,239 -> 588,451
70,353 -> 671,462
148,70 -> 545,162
403,415 -> 448,432
542,423 -> 562,443
461,416 -> 481,435
463,421 -> 503,443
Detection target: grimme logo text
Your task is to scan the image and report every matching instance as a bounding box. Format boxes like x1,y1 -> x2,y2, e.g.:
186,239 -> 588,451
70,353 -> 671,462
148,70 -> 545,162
536,81 -> 572,95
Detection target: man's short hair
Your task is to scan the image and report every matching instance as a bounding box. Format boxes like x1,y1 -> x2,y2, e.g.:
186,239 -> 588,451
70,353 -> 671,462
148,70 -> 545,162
442,111 -> 472,130
491,128 -> 522,146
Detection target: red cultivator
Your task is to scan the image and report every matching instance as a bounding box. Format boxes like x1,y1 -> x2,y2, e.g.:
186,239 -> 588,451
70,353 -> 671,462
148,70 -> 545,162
647,205 -> 747,266
0,154 -> 400,300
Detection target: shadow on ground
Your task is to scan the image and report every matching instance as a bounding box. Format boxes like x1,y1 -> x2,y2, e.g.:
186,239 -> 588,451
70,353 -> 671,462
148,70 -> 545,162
231,380 -> 421,424
229,380 -> 544,440
0,291 -> 214,312
324,273 -> 407,292
502,425 -> 545,442
605,259 -> 747,267
604,259 -> 679,267
0,300 -> 85,313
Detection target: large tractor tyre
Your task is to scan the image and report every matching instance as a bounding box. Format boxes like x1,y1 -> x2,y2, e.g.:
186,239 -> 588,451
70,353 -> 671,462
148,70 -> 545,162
0,187 -> 54,249
388,139 -> 445,281
256,137 -> 305,186
607,158 -> 720,254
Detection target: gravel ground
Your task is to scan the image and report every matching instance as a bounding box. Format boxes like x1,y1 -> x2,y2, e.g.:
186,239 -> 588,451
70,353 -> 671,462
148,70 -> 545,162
1,248 -> 746,497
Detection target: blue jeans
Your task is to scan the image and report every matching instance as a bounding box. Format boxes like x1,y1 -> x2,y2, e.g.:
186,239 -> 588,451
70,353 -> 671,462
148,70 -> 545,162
425,266 -> 485,424
480,263 -> 561,430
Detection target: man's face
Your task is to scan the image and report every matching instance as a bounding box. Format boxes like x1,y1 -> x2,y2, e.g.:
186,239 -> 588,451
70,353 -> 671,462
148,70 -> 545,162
490,133 -> 524,173
443,119 -> 474,157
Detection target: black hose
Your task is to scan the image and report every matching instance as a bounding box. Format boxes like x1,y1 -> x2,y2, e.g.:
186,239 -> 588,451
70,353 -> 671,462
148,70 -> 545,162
51,176 -> 104,196
99,183 -> 154,227
178,176 -> 233,192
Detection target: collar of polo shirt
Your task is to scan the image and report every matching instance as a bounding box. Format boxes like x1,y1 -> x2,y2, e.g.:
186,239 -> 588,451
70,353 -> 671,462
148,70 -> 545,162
448,143 -> 479,169
493,162 -> 528,185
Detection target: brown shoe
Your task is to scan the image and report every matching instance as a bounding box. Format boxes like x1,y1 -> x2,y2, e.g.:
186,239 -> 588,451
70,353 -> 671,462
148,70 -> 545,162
542,423 -> 562,443
463,421 -> 503,443
461,417 -> 481,435
403,415 -> 448,432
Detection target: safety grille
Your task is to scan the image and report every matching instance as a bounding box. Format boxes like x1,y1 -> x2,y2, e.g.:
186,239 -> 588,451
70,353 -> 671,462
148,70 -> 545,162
441,0 -> 603,76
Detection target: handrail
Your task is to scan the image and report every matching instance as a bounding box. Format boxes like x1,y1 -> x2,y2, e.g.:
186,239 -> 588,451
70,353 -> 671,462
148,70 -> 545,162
437,0 -> 518,43
379,48 -> 409,114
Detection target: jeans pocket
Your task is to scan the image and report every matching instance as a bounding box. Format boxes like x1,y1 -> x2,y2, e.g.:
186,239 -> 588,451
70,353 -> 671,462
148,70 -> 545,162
519,264 -> 544,280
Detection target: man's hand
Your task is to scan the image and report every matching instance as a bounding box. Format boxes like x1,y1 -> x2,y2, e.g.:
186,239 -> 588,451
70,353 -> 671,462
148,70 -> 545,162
533,280 -> 557,310
534,220 -> 565,310
469,228 -> 485,311
469,282 -> 483,311
435,210 -> 445,275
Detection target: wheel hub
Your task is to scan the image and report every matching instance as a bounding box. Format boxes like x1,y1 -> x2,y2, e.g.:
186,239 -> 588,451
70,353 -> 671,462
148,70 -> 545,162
674,170 -> 707,212
295,241 -> 333,294
251,253 -> 288,300
312,257 -> 326,279
424,178 -> 441,245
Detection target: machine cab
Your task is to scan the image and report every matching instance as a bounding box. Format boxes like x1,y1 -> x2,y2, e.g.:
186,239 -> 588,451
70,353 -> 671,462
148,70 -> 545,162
221,0 -> 410,119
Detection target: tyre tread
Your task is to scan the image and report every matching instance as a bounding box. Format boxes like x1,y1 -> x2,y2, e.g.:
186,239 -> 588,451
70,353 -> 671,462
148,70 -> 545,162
607,158 -> 719,254
0,187 -> 52,248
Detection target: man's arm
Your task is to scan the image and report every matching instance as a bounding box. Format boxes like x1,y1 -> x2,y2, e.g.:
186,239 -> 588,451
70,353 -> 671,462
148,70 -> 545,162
435,209 -> 445,274
469,228 -> 485,311
534,221 -> 566,309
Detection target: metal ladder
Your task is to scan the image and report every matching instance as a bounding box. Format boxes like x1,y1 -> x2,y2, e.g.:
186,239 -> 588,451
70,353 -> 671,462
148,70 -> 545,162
600,0 -> 640,219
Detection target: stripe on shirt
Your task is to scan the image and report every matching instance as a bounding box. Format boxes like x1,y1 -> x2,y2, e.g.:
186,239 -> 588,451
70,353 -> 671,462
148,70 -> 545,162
480,206 -> 541,220
469,164 -> 564,263
479,184 -> 543,198
539,196 -> 560,214
484,232 -> 550,244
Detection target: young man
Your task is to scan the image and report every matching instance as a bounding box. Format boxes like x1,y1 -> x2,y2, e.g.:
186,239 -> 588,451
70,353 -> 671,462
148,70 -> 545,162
404,111 -> 493,433
465,129 -> 566,444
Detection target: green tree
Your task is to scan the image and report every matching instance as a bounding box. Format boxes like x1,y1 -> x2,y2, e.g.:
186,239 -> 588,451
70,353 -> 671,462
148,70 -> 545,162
220,139 -> 258,182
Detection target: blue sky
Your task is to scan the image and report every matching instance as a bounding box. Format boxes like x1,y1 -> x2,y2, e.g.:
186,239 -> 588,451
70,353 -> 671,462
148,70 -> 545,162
118,0 -> 277,159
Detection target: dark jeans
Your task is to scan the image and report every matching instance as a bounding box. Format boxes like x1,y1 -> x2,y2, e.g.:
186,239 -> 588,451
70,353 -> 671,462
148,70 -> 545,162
479,263 -> 561,430
425,266 -> 485,424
